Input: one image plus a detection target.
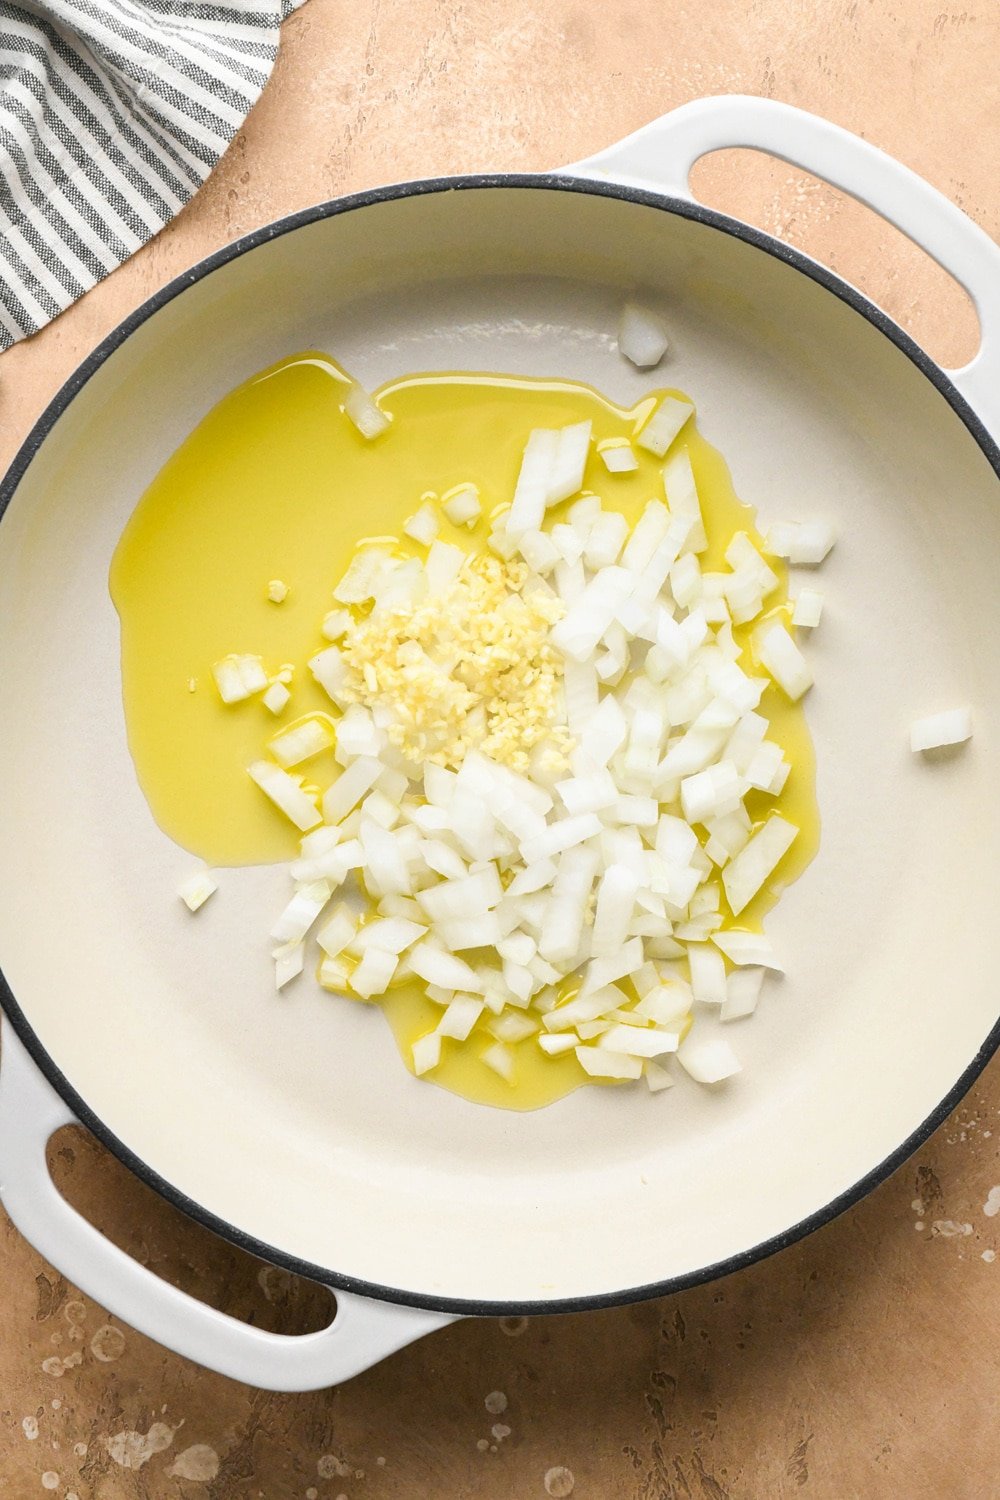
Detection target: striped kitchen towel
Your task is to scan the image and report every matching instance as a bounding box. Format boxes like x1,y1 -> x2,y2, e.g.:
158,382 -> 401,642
0,0 -> 301,351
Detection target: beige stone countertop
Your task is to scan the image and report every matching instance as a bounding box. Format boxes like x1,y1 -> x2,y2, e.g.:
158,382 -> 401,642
1,1 -> 999,1495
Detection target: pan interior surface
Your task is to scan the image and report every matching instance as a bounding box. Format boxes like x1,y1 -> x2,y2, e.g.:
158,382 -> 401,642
0,183 -> 997,1306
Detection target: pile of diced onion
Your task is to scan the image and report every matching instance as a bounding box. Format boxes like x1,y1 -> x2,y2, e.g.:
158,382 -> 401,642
192,369 -> 844,1098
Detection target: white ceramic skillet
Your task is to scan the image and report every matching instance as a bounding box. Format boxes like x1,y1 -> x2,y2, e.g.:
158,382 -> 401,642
1,96 -> 999,1392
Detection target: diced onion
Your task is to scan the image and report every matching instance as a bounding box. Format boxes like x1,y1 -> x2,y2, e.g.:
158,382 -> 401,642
248,761 -> 321,831
756,623 -> 812,701
344,384 -> 391,440
575,1045 -> 642,1079
636,396 -> 693,457
677,1035 -> 741,1083
910,708 -> 972,753
618,303 -> 670,369
212,653 -> 268,704
403,502 -> 440,545
722,816 -> 798,915
764,519 -> 835,566
177,868 -> 217,912
262,681 -> 290,715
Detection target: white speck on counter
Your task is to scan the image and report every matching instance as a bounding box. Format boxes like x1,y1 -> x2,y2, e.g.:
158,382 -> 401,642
499,1316 -> 528,1338
376,1457 -> 386,1467
477,1439 -> 489,1452
983,1187 -> 1000,1217
485,1391 -> 508,1415
106,1423 -> 176,1470
168,1445 -> 220,1481
983,1249 -> 996,1263
63,1301 -> 86,1325
50,1402 -> 61,1412
317,1456 -> 351,1479
492,1424 -> 511,1441
911,1198 -> 924,1213
931,1220 -> 974,1238
22,1417 -> 38,1440
545,1467 -> 576,1497
306,1489 -> 318,1499
90,1325 -> 126,1362
41,1473 -> 58,1491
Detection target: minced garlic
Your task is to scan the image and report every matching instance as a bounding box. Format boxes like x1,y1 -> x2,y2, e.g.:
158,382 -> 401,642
337,553 -> 572,771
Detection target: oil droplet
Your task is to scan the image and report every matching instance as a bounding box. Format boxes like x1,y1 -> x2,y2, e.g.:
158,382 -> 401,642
485,1391 -> 508,1415
983,1249 -> 996,1263
499,1316 -> 528,1338
41,1475 -> 59,1491
983,1186 -> 1000,1217
22,1417 -> 38,1440
492,1423 -> 512,1441
476,1439 -> 489,1452
306,1490 -> 318,1500
63,1301 -> 86,1325
545,1466 -> 576,1497
90,1325 -> 126,1363
73,1444 -> 87,1458
50,1401 -> 61,1411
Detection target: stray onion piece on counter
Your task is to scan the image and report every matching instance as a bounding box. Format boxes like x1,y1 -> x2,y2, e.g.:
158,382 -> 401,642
209,374 -> 843,1097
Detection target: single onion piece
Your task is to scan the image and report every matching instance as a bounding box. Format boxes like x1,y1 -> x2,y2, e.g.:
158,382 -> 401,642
792,588 -> 824,628
177,868 -> 217,912
507,428 -> 559,539
598,1023 -> 680,1057
481,1041 -> 516,1083
618,302 -> 670,369
437,995 -> 484,1041
677,1035 -> 741,1084
343,384 -> 392,440
262,681 -> 290,716
212,653 -> 268,704
271,880 -> 331,943
722,815 -> 799,916
248,760 -> 321,831
317,904 -> 357,958
764,519 -> 835,566
756,623 -> 813,701
350,946 -> 398,998
353,917 -> 426,954
636,396 -> 694,457
268,716 -> 335,769
662,448 -> 707,552
403,502 -> 439,545
575,1045 -> 642,1080
546,421 -> 592,507
720,966 -> 765,1022
711,930 -> 783,971
539,1032 -> 577,1056
644,1059 -> 675,1093
910,707 -> 973,753
409,943 -> 483,993
412,1032 -> 442,1076
599,443 -> 639,475
273,941 -> 304,990
443,484 -> 481,527
688,943 -> 727,1006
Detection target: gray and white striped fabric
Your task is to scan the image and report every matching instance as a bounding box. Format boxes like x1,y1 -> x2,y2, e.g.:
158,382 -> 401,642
0,0 -> 299,351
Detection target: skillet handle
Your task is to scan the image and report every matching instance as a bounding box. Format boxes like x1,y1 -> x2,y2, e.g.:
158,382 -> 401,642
565,95 -> 1000,436
0,1021 -> 456,1391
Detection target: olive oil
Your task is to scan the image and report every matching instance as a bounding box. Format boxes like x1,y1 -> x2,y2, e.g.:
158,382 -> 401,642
110,353 -> 819,1110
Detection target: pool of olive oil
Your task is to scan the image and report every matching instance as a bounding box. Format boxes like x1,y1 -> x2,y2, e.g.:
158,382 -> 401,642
110,353 -> 819,1111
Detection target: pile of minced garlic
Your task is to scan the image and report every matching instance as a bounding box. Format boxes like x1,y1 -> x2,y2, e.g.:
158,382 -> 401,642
329,549 -> 571,773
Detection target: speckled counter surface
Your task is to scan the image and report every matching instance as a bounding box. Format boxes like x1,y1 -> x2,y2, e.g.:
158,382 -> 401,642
1,2 -> 999,1495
